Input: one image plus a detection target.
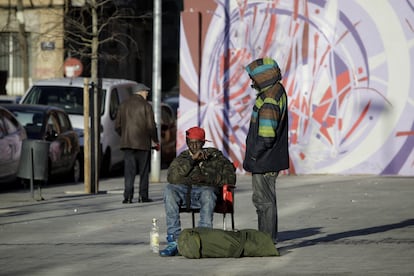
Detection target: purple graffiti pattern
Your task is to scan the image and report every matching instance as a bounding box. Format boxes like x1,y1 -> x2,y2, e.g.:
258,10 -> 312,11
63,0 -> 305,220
179,0 -> 414,175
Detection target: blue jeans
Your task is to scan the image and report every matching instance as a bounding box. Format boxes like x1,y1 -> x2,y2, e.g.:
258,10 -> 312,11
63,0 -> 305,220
164,183 -> 217,239
252,172 -> 278,243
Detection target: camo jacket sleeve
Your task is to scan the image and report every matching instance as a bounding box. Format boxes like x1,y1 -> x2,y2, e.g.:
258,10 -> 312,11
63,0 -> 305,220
167,150 -> 196,184
167,148 -> 236,187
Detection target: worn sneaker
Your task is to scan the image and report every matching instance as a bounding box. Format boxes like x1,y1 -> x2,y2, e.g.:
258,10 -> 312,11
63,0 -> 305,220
159,241 -> 178,257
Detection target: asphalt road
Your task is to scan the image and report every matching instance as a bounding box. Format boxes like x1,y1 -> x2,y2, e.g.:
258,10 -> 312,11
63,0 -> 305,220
0,172 -> 413,275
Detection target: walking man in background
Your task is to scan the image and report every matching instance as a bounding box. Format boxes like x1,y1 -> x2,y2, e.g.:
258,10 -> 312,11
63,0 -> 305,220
244,57 -> 289,243
115,83 -> 160,204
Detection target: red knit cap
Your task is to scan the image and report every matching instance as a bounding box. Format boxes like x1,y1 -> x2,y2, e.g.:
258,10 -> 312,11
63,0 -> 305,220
186,126 -> 206,141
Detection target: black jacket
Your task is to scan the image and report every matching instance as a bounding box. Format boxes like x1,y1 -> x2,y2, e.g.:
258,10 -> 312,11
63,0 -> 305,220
243,83 -> 289,173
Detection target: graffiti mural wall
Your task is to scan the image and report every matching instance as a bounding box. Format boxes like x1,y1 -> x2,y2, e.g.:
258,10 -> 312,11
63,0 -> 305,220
178,0 -> 414,176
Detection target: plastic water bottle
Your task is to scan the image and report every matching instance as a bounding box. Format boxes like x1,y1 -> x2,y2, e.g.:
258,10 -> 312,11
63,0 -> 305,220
150,218 -> 160,253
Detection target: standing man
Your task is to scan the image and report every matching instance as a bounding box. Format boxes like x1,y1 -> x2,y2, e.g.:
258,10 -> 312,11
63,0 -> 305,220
244,57 -> 289,243
115,83 -> 160,204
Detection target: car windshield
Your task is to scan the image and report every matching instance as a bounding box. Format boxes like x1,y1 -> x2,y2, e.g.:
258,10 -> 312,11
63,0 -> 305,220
23,86 -> 107,116
11,110 -> 44,139
23,86 -> 84,115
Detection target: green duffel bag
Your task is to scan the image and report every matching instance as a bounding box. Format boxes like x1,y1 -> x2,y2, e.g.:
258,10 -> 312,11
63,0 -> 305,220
177,227 -> 279,258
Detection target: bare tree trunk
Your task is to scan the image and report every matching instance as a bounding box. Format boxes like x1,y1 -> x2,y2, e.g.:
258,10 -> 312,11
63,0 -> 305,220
90,0 -> 99,193
91,0 -> 98,83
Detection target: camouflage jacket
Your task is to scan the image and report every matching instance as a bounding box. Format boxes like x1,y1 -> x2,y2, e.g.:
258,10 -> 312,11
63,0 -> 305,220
167,147 -> 236,187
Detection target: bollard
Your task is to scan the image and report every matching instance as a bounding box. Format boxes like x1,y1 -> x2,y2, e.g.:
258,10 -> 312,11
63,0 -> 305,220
17,139 -> 49,200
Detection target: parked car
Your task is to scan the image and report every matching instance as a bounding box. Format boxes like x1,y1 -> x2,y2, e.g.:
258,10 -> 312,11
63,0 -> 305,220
2,104 -> 81,183
158,102 -> 177,165
162,85 -> 179,117
0,106 -> 27,184
0,95 -> 22,104
20,77 -> 138,175
20,78 -> 177,171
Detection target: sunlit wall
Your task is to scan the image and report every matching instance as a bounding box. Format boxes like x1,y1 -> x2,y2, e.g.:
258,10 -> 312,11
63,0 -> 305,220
178,0 -> 414,176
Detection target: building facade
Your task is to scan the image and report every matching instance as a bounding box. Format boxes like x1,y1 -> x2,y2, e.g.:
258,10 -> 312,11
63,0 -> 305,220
0,0 -> 181,96
0,0 -> 65,94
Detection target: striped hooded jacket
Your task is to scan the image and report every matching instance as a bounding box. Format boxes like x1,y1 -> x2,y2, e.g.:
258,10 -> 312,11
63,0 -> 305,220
243,57 -> 289,173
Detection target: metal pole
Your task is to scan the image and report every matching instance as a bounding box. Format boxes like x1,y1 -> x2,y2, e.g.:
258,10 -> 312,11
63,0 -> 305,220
151,0 -> 162,182
90,82 -> 96,193
83,78 -> 91,193
30,148 -> 34,199
93,81 -> 100,193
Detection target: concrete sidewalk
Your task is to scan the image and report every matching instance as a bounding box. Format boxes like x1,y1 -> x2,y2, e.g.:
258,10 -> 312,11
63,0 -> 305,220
0,172 -> 413,275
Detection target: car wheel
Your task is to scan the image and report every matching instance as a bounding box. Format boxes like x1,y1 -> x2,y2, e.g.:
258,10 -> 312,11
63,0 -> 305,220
72,157 -> 81,183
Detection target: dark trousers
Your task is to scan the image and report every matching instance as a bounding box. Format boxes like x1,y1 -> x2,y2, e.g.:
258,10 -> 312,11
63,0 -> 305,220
252,172 -> 279,243
123,149 -> 151,200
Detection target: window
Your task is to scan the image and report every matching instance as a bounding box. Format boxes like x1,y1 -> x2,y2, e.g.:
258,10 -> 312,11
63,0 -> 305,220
0,116 -> 6,137
48,113 -> 60,134
3,113 -> 18,134
0,32 -> 31,78
57,111 -> 71,133
109,88 -> 119,120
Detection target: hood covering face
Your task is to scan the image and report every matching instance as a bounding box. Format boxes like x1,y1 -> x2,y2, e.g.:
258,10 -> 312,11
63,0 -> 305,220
245,57 -> 282,92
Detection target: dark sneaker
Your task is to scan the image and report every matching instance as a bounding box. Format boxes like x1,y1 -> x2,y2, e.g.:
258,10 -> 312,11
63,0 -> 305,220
159,241 -> 178,257
122,198 -> 133,204
138,197 -> 153,203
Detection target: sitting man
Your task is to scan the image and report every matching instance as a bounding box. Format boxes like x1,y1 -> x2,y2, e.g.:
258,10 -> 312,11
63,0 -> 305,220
159,126 -> 236,257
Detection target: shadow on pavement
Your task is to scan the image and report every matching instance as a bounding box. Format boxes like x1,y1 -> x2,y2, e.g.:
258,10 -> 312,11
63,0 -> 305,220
279,227 -> 322,242
279,218 -> 414,253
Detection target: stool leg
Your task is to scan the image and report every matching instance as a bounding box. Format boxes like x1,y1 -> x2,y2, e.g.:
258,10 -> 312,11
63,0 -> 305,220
192,211 -> 195,228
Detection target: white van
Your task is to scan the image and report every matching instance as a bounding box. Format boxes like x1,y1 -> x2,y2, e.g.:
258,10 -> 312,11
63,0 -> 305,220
20,77 -> 138,175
